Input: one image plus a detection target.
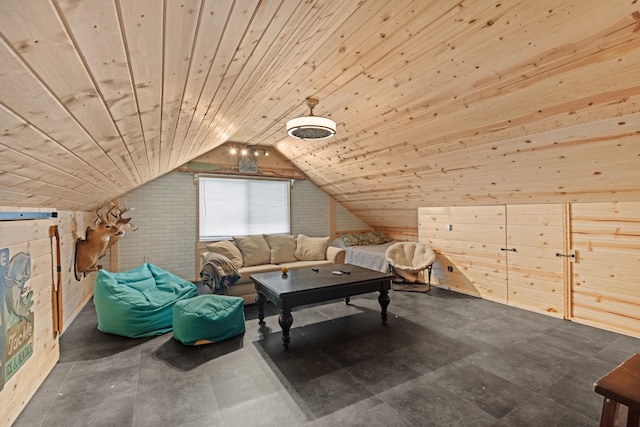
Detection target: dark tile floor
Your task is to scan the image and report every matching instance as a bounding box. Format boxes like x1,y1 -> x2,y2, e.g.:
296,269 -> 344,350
14,287 -> 640,426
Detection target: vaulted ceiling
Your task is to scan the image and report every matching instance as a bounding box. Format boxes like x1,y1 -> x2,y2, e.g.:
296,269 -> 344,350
1,1 -> 639,234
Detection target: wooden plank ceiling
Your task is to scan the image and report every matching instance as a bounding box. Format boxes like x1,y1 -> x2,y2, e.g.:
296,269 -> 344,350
1,0 -> 639,235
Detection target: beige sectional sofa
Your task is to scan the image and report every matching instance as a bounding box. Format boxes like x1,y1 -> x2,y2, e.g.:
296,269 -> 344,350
200,234 -> 346,304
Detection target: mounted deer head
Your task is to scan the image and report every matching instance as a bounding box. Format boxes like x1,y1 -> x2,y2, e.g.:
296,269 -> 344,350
75,200 -> 135,280
101,199 -> 138,256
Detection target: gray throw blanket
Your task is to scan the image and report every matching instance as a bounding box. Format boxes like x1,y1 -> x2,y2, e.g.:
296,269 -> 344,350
200,253 -> 241,294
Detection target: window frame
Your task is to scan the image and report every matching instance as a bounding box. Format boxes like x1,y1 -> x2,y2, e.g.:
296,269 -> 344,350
197,175 -> 292,241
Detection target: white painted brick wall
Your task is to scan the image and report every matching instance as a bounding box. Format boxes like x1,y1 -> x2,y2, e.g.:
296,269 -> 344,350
291,179 -> 330,237
118,172 -> 369,279
118,171 -> 197,278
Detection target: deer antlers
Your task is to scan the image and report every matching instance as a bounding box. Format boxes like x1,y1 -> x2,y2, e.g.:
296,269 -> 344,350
95,199 -> 134,225
75,199 -> 139,280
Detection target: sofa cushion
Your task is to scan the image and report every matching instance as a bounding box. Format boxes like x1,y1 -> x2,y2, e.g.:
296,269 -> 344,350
279,260 -> 333,269
341,233 -> 361,247
206,240 -> 243,269
294,234 -> 331,261
238,264 -> 281,276
263,234 -> 297,264
233,235 -> 271,267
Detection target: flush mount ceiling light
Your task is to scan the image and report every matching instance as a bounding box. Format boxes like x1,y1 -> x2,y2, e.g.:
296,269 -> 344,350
286,98 -> 336,140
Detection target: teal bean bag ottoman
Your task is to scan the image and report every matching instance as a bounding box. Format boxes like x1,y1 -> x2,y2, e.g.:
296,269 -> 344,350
173,295 -> 245,345
94,263 -> 198,338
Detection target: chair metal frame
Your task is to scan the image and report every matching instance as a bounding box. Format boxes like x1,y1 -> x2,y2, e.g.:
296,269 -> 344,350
388,263 -> 433,292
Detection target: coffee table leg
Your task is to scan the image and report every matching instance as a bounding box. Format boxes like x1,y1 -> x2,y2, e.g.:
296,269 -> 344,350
256,292 -> 266,324
378,290 -> 390,324
279,309 -> 293,348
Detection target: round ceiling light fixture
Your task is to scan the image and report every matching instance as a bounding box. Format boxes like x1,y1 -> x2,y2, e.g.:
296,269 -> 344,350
286,98 -> 336,140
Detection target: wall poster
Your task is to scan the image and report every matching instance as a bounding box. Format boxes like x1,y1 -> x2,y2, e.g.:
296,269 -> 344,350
238,155 -> 258,173
0,249 -> 34,391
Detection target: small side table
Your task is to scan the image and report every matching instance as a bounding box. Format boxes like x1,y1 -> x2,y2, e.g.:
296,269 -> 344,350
594,353 -> 640,427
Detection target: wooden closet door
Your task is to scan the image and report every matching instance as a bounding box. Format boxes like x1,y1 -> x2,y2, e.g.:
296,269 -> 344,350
419,205 -> 508,303
505,204 -> 566,318
570,202 -> 640,338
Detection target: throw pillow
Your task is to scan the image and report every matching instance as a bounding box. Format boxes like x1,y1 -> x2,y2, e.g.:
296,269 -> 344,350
233,235 -> 271,267
341,233 -> 361,247
360,232 -> 383,245
206,240 -> 243,269
374,231 -> 392,243
263,234 -> 297,264
294,234 -> 331,261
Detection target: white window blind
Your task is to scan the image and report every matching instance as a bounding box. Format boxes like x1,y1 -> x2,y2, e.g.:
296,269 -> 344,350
199,177 -> 290,239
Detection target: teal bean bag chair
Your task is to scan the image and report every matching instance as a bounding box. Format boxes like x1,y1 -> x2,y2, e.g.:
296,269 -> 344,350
173,295 -> 245,345
94,263 -> 198,338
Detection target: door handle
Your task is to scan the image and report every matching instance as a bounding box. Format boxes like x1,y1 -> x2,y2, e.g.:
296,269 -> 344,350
501,248 -> 517,252
555,253 -> 575,258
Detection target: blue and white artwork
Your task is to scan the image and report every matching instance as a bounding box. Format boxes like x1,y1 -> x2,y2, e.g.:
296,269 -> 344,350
0,250 -> 35,391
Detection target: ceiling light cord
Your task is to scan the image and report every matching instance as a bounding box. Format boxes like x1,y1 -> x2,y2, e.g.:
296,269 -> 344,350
306,98 -> 319,116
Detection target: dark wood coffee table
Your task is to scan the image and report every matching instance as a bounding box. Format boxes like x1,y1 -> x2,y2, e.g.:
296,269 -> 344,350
251,263 -> 393,348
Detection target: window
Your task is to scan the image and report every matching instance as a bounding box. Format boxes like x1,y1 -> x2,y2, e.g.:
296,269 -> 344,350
199,177 -> 290,239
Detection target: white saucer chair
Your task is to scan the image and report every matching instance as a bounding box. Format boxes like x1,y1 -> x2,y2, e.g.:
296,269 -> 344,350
385,242 -> 437,292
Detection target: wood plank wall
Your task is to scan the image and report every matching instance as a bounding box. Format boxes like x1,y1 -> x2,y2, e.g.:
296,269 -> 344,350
0,217 -> 58,426
419,205 -> 508,303
419,202 -> 640,338
505,204 -> 565,318
0,208 -> 96,425
179,144 -> 306,180
570,202 -> 640,338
